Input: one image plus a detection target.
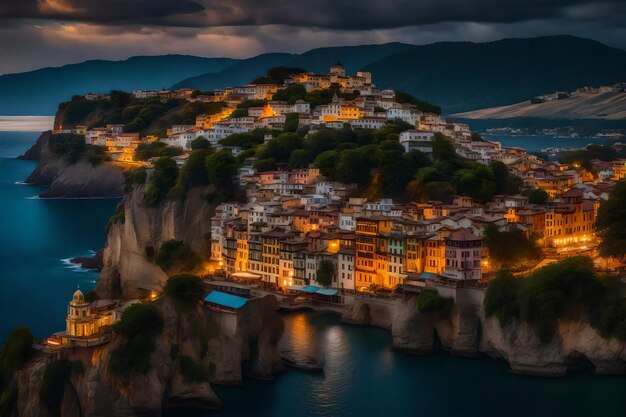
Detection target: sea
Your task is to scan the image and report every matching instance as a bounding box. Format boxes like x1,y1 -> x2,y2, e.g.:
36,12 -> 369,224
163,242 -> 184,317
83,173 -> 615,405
1,118 -> 625,417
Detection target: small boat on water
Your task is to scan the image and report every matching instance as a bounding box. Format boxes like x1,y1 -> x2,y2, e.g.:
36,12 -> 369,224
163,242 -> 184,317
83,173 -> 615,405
281,350 -> 325,372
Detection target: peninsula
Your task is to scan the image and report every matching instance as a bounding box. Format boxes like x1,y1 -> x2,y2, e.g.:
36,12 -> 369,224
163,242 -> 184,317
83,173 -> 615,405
3,63 -> 626,417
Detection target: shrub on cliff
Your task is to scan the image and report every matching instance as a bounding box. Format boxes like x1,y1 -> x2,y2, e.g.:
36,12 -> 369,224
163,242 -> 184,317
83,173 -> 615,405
135,141 -> 183,161
105,203 -> 125,233
596,181 -> 626,260
164,274 -> 205,308
416,290 -> 455,320
171,149 -> 212,198
39,358 -> 84,415
144,157 -> 179,206
49,133 -> 109,165
109,303 -> 164,378
179,355 -> 215,383
483,224 -> 542,268
124,166 -> 147,192
0,328 -> 34,415
154,240 -> 202,274
485,257 -> 626,342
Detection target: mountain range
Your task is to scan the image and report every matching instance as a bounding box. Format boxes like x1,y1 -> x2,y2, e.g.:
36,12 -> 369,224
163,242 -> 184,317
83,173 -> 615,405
2,36 -> 626,116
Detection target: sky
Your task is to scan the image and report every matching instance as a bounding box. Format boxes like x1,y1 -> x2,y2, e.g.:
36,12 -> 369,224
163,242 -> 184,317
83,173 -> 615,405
1,0 -> 626,75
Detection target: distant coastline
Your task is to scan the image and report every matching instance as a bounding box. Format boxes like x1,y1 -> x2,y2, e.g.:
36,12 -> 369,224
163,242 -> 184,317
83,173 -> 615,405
0,116 -> 54,132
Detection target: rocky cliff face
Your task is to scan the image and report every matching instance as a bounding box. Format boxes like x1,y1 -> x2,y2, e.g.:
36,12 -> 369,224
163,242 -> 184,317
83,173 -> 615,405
343,292 -> 626,376
10,295 -> 283,417
97,185 -> 218,299
21,131 -> 125,198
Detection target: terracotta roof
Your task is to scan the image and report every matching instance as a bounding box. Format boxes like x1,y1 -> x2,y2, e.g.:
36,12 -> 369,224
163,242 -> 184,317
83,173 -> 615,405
447,228 -> 481,242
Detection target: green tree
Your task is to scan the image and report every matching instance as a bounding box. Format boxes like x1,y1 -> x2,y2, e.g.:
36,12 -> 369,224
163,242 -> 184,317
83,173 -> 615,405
190,137 -> 211,150
144,157 -> 179,206
483,224 -> 542,267
164,274 -> 205,308
316,260 -> 335,287
109,303 -> 164,377
154,240 -> 202,274
596,181 -> 626,259
528,189 -> 549,204
206,150 -> 238,200
283,112 -> 299,132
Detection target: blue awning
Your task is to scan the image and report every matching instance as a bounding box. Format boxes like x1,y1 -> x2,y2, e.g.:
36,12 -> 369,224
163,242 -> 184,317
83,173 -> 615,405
420,272 -> 437,280
289,285 -> 337,297
204,290 -> 247,309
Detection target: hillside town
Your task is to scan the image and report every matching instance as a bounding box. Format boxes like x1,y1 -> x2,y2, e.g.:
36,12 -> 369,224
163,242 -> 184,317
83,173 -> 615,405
51,65 -> 626,297
55,64 -> 473,160
39,66 -> 626,354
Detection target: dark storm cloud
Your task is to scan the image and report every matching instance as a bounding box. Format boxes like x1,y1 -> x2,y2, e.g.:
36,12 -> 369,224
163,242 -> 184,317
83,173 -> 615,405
0,0 -> 204,23
2,0 -> 626,29
1,0 -> 626,75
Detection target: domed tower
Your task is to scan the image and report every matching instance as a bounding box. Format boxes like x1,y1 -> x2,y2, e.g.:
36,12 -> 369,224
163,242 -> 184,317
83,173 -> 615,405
66,287 -> 93,337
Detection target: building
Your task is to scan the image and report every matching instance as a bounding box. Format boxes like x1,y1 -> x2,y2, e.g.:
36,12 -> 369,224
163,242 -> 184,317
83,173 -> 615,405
442,228 -> 483,280
399,130 -> 435,155
65,288 -> 113,338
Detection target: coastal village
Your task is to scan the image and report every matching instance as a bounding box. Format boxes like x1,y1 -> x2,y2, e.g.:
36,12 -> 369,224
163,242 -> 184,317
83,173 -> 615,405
44,65 -> 625,355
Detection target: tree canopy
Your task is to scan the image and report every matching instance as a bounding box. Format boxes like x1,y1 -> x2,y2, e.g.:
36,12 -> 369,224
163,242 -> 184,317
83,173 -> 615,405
596,181 -> 626,259
485,256 -> 626,341
316,260 -> 335,287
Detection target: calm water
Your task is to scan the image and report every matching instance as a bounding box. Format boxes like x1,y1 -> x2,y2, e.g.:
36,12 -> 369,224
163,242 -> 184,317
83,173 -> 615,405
485,134 -> 617,152
1,127 -> 625,416
0,131 -> 118,341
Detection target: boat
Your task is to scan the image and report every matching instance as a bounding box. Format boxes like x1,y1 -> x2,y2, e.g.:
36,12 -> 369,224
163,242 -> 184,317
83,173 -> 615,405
281,350 -> 325,372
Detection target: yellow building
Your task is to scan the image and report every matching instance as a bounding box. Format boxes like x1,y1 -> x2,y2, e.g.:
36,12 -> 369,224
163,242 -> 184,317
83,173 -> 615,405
65,289 -> 112,338
355,217 -> 395,290
544,188 -> 597,247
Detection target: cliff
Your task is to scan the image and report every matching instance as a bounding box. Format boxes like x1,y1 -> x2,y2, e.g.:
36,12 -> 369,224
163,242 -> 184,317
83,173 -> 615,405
342,290 -> 626,376
9,295 -> 283,417
21,132 -> 125,198
97,185 -> 218,299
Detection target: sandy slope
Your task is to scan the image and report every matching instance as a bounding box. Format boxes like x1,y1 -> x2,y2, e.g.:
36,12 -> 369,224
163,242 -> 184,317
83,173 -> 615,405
451,91 -> 626,120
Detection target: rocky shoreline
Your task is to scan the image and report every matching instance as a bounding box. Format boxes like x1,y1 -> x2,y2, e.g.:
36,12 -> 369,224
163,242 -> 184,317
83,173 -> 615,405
10,295 -> 283,417
342,293 -> 626,377
19,131 -> 125,198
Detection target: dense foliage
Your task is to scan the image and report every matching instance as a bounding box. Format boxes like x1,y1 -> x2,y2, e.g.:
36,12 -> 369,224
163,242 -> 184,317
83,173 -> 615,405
105,203 -> 125,233
124,166 -> 147,192
395,91 -> 442,115
251,66 -> 307,84
528,188 -> 549,204
40,358 -> 84,415
58,93 -> 227,136
0,328 -> 34,415
109,303 -> 164,378
49,133 -> 109,165
316,260 -> 335,287
596,181 -> 626,259
416,290 -> 455,319
164,274 -> 206,308
484,257 -> 626,342
135,141 -> 183,161
144,157 -> 179,206
154,240 -> 202,274
272,83 -> 360,107
483,224 -> 542,268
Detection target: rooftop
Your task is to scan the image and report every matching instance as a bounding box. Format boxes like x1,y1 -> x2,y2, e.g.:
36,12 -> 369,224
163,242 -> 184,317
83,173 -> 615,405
204,291 -> 248,310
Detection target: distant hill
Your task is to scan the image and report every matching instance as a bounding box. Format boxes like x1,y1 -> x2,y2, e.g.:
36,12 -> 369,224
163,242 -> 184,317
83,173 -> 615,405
4,36 -> 626,116
171,53 -> 295,91
364,36 -> 626,114
171,43 -> 412,90
0,55 -> 237,115
450,89 -> 626,120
